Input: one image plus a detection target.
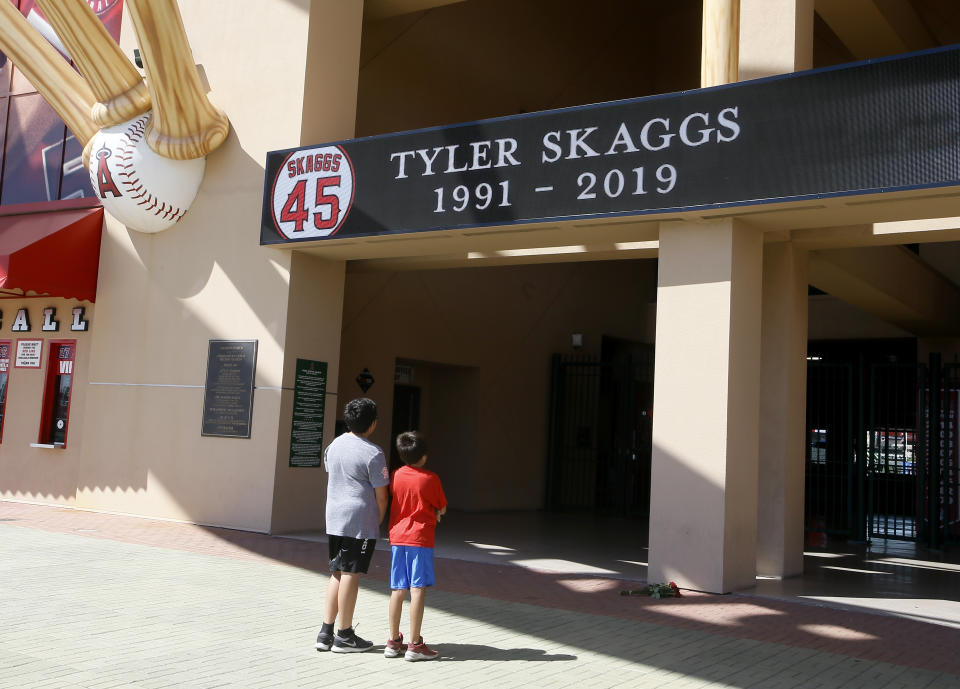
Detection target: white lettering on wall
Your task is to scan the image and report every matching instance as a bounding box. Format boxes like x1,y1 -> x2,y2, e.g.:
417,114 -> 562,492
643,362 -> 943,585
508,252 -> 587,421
42,307 -> 59,331
71,307 -> 89,332
11,308 -> 30,332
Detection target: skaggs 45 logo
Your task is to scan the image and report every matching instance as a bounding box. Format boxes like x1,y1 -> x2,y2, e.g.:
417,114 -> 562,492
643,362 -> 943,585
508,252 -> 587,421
271,145 -> 355,239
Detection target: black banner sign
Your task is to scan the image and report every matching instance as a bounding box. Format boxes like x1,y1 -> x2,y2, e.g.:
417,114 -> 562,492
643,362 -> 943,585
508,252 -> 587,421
201,340 -> 257,439
289,358 -> 328,467
261,47 -> 960,244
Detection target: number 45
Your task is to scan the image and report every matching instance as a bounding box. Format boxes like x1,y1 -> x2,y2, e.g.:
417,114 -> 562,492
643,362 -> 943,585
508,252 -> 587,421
280,176 -> 341,231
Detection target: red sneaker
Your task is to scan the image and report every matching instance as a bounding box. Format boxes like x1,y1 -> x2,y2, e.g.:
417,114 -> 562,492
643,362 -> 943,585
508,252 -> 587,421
404,637 -> 439,662
384,633 -> 407,658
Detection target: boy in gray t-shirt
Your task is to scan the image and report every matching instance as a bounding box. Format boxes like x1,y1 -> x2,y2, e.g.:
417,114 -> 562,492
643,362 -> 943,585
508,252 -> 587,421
315,398 -> 389,654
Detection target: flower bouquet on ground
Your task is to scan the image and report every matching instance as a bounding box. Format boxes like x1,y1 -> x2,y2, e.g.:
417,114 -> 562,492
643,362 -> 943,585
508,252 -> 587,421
620,581 -> 682,599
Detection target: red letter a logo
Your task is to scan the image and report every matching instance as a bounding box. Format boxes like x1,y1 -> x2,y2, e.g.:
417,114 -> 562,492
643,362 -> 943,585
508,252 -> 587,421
95,144 -> 122,198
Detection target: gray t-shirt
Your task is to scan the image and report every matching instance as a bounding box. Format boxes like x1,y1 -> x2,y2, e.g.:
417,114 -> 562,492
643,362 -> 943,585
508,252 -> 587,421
324,433 -> 389,539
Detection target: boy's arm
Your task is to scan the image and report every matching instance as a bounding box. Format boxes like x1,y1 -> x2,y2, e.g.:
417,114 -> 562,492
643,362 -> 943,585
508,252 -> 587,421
376,485 -> 389,524
434,476 -> 447,520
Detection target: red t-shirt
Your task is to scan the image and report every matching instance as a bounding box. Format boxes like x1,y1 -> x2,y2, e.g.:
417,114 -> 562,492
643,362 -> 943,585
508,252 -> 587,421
388,465 -> 447,548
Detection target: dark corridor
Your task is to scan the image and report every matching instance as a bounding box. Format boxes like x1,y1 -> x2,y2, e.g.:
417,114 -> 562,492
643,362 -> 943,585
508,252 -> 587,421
546,338 -> 654,516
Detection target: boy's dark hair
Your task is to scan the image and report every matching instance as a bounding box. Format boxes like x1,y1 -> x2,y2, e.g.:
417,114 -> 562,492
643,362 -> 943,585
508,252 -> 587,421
344,398 -> 377,434
396,431 -> 428,465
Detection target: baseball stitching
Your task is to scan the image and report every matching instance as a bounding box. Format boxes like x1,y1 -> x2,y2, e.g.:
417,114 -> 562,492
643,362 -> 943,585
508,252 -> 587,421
113,115 -> 187,222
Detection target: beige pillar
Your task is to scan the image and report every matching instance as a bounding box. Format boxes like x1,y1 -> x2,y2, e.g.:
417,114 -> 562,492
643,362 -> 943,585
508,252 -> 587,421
738,0 -> 813,81
757,242 -> 808,577
270,254 -> 348,533
740,0 -> 815,578
701,0 -> 739,87
649,220 -> 763,593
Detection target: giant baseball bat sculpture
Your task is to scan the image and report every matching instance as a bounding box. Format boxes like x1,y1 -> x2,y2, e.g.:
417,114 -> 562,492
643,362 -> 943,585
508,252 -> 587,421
0,0 -> 230,233
126,0 -> 230,160
0,0 -> 97,148
34,0 -> 151,129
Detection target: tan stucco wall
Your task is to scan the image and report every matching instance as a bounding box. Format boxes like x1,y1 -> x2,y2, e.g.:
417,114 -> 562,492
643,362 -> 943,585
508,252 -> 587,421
337,259 -> 658,511
62,0 -> 360,531
0,299 -> 94,505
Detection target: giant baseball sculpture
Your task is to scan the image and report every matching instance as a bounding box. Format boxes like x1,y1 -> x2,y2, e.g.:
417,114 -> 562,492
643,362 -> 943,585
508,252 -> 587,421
0,0 -> 229,234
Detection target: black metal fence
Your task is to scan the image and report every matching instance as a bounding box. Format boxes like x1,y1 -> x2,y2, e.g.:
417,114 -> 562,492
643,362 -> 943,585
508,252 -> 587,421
806,354 -> 960,547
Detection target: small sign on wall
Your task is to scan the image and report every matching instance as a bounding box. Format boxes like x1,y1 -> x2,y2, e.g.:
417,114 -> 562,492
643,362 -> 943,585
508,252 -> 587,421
15,339 -> 42,368
289,359 -> 328,468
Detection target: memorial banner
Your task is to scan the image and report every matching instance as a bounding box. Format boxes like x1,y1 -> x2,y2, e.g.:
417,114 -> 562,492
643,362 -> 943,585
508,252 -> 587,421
262,46 -> 960,244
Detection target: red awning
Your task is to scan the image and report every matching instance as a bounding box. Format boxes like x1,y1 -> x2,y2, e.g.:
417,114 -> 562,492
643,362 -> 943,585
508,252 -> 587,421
0,199 -> 103,303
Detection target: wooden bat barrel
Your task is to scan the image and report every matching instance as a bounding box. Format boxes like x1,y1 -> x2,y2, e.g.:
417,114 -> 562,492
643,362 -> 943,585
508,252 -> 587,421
126,0 -> 230,160
34,0 -> 151,128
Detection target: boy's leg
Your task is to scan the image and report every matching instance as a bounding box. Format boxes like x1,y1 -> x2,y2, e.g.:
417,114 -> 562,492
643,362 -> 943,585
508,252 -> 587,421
336,572 -> 361,631
323,571 -> 341,625
409,587 -> 426,642
402,548 -> 437,661
388,589 -> 406,640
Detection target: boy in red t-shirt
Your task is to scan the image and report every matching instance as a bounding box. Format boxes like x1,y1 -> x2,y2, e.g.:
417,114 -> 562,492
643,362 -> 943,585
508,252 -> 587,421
384,431 -> 447,661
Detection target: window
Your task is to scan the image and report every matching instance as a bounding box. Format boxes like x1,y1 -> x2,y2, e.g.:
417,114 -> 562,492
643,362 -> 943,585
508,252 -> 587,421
39,340 -> 76,447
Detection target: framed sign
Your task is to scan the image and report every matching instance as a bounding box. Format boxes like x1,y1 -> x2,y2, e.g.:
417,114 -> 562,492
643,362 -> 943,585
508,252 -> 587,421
15,339 -> 43,368
201,340 -> 258,439
289,359 -> 328,468
263,46 -> 960,244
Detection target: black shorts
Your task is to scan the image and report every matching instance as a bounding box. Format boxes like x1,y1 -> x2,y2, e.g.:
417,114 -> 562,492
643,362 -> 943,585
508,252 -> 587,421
328,535 -> 376,574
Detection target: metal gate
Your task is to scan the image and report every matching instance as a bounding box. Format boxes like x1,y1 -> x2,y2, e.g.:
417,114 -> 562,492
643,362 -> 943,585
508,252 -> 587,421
919,359 -> 960,546
866,363 -> 920,540
546,350 -> 653,515
806,353 -> 960,546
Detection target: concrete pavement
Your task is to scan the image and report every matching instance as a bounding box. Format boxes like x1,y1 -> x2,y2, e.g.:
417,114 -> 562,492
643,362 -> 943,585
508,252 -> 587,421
1,500 -> 958,688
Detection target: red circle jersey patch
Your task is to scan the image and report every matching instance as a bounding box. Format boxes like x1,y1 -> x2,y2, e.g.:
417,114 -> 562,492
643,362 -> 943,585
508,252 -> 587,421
271,145 -> 355,239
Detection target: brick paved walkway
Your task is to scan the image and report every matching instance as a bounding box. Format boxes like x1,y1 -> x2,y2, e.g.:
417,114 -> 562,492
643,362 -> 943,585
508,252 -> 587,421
1,500 -> 958,688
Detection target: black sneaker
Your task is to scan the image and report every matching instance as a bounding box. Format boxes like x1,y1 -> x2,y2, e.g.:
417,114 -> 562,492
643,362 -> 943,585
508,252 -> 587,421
331,626 -> 374,653
315,629 -> 334,652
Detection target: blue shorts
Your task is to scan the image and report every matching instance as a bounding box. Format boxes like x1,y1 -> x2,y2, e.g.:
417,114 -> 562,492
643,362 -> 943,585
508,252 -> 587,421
390,545 -> 435,589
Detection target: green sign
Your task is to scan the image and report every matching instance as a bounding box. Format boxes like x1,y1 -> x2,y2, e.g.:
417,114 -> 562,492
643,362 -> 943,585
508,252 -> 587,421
289,358 -> 327,467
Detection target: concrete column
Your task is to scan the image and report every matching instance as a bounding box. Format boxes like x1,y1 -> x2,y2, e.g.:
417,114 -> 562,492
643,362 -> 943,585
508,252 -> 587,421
738,0 -> 813,81
701,0 -> 740,87
739,0 -> 814,578
648,220 -> 763,593
270,254 -> 347,533
757,242 -> 808,577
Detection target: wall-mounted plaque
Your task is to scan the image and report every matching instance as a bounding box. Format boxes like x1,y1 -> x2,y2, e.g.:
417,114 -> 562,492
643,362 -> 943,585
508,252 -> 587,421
289,358 -> 328,467
201,340 -> 258,438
